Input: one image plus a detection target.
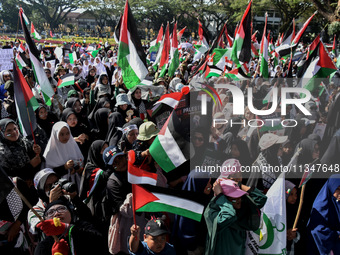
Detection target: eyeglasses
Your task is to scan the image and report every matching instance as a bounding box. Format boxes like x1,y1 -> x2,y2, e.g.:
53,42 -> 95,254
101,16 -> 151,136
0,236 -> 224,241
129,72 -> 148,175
45,205 -> 68,219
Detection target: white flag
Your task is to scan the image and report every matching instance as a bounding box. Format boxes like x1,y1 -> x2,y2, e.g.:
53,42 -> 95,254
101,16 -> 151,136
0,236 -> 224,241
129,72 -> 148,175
246,172 -> 287,255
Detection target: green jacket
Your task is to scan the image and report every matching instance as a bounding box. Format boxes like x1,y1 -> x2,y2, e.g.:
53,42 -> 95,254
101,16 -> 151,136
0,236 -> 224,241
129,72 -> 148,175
204,188 -> 267,255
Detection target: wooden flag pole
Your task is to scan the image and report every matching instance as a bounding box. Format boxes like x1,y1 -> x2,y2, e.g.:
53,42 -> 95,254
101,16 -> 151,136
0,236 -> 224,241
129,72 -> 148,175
13,186 -> 59,242
293,184 -> 306,229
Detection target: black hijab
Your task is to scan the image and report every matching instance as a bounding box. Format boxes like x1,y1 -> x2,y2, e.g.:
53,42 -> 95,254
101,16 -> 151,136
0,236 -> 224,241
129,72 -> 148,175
88,97 -> 111,124
262,143 -> 281,166
86,140 -> 107,171
296,135 -> 319,165
105,112 -> 125,146
93,108 -> 111,140
35,104 -> 58,138
131,88 -> 142,107
61,108 -> 86,138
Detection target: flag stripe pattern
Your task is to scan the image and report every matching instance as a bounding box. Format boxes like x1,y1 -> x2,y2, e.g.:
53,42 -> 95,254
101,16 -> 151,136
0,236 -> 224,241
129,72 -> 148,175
134,184 -> 205,222
118,0 -> 148,89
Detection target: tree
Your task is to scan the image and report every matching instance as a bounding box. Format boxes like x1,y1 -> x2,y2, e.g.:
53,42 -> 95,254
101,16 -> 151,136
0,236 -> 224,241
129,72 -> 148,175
25,0 -> 86,29
310,0 -> 340,23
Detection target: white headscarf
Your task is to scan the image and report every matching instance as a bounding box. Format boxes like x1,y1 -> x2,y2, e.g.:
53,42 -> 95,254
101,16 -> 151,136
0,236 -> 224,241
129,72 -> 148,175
94,57 -> 107,75
43,121 -> 84,168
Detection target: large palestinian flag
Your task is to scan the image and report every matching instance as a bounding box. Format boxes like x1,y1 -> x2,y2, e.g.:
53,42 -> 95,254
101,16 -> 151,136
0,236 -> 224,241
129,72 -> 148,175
149,107 -> 191,172
19,8 -> 55,105
297,41 -> 337,94
13,62 -> 39,137
117,0 -> 148,89
133,184 -> 205,222
231,0 -> 252,67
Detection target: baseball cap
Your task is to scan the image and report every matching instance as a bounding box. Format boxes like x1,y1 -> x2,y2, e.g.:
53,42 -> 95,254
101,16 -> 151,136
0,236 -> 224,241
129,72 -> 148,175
220,179 -> 248,198
259,133 -> 288,150
103,146 -> 125,166
144,218 -> 169,236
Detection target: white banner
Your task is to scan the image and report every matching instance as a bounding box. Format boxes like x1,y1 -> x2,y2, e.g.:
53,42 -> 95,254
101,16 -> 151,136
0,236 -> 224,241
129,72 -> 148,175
0,49 -> 14,71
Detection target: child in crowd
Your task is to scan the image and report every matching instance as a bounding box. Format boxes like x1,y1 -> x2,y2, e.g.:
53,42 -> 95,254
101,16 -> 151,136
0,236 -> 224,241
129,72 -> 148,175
129,218 -> 176,255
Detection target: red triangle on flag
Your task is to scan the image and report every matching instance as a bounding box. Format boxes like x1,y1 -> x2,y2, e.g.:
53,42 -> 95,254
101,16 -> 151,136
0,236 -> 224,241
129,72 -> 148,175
133,184 -> 159,210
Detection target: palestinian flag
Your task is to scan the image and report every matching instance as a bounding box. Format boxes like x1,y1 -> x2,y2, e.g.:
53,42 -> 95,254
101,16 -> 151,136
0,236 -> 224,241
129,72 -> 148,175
193,44 -> 209,62
83,168 -> 104,204
19,8 -> 40,61
128,150 -> 157,185
225,28 -> 234,47
276,12 -> 316,57
21,8 -> 30,26
225,67 -> 251,81
210,22 -> 227,52
117,0 -> 148,89
133,184 -> 205,222
149,24 -> 164,55
297,42 -> 337,95
18,42 -> 26,53
198,19 -> 209,48
332,34 -> 337,55
205,65 -> 223,78
260,13 -> 269,79
151,87 -> 190,115
57,73 -> 75,88
168,23 -> 180,77
19,8 -> 54,105
212,48 -> 232,70
177,26 -> 186,42
307,34 -> 320,60
15,52 -> 27,70
31,22 -> 41,40
292,11 -> 317,45
69,52 -> 77,64
251,43 -> 259,58
231,0 -> 252,67
158,23 -> 170,77
138,79 -> 153,86
13,62 -> 39,137
149,107 -> 191,172
87,50 -> 98,58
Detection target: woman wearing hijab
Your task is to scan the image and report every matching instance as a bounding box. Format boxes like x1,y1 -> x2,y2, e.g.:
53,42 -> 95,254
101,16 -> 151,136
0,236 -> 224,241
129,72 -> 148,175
0,119 -> 42,181
94,56 -> 107,75
92,108 -> 111,141
94,73 -> 111,100
43,121 -> 84,192
247,133 -> 288,191
65,97 -> 89,129
128,87 -> 148,120
35,104 -> 59,138
307,174 -> 340,254
114,93 -> 139,122
105,112 -> 125,146
85,68 -> 96,86
117,122 -> 139,152
61,108 -> 90,161
229,139 -> 253,167
79,140 -> 109,201
88,97 -> 111,129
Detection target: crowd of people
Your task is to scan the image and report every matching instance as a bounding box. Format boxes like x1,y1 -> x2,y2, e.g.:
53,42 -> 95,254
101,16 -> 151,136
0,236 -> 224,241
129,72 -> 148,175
0,34 -> 340,255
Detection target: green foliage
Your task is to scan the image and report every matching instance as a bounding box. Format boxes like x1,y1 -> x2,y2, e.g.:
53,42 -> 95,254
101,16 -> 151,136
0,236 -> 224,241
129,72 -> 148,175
328,21 -> 340,36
